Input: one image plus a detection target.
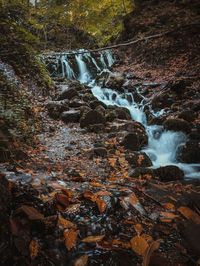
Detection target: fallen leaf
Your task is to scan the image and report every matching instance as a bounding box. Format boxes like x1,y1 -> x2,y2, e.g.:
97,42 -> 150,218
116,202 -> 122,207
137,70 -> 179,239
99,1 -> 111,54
82,235 -> 105,243
112,239 -> 131,249
83,191 -> 96,202
56,193 -> 69,207
58,216 -> 77,229
160,212 -> 179,220
143,240 -> 161,266
96,198 -> 107,213
29,239 -> 39,259
74,255 -> 88,266
64,229 -> 79,251
16,205 -> 44,220
134,223 -> 143,235
163,203 -> 175,210
178,206 -> 200,224
130,235 -> 149,256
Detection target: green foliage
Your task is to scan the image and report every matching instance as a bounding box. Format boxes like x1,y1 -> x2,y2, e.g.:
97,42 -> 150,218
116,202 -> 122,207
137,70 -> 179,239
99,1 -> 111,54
37,0 -> 134,47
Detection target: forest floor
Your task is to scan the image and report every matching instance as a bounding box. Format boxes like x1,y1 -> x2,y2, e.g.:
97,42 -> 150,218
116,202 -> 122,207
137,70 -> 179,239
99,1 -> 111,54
0,0 -> 200,266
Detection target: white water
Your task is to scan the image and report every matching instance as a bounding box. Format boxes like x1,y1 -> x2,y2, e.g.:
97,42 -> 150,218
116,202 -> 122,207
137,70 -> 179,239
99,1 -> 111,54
58,49 -> 200,179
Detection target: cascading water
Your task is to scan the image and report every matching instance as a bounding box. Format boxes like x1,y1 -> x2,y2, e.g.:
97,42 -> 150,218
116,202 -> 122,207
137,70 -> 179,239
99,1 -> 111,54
45,49 -> 200,179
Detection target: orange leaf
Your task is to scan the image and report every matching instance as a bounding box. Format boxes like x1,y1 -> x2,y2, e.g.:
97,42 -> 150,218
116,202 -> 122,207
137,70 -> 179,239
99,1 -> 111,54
56,193 -> 69,207
134,223 -> 143,235
74,255 -> 88,266
160,212 -> 179,220
83,191 -> 96,202
112,239 -> 131,249
29,239 -> 39,259
163,203 -> 175,210
130,235 -> 149,256
58,216 -> 77,229
82,235 -> 105,243
96,198 -> 107,213
178,206 -> 200,224
143,240 -> 161,266
16,205 -> 44,220
64,229 -> 79,251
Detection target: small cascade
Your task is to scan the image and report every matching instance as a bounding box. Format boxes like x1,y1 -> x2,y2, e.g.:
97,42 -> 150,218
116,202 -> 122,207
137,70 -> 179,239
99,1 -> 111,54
43,49 -> 200,178
61,55 -> 75,79
75,53 -> 91,83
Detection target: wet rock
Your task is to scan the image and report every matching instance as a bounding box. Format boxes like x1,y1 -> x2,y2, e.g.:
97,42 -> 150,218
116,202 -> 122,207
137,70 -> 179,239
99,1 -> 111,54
89,100 -> 107,110
105,72 -> 125,92
122,131 -> 148,151
61,110 -> 80,123
126,152 -> 152,167
130,167 -> 154,178
46,100 -> 69,119
151,92 -> 174,110
95,105 -> 106,116
82,93 -> 95,102
106,110 -> 117,122
69,99 -> 86,108
132,91 -> 143,103
178,110 -> 196,122
58,88 -> 78,100
178,140 -> 200,163
114,107 -> 131,120
80,110 -> 106,128
179,220 -> 200,257
79,106 -> 92,116
154,165 -> 184,182
88,147 -> 108,158
87,124 -> 105,133
163,118 -> 191,134
167,79 -> 191,94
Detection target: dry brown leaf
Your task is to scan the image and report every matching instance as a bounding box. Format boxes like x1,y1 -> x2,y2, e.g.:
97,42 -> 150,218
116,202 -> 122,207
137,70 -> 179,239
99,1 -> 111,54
58,216 -> 77,229
160,212 -> 179,220
163,203 -> 175,210
129,193 -> 139,205
83,191 -> 96,202
64,229 -> 79,251
90,182 -> 104,188
29,239 -> 39,259
74,255 -> 88,266
96,198 -> 107,213
108,158 -> 117,167
82,235 -> 105,243
17,205 -> 44,220
95,190 -> 111,196
55,193 -> 69,207
134,223 -> 143,235
130,235 -> 149,255
112,239 -> 131,249
178,206 -> 200,224
143,240 -> 161,266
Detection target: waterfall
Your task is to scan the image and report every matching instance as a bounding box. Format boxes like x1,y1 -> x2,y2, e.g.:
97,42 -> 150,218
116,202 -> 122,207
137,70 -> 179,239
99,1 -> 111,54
75,53 -> 91,83
45,49 -> 199,178
60,55 -> 75,79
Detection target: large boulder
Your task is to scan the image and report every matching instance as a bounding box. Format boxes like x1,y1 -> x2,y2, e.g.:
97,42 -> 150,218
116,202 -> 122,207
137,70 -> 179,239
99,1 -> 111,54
122,132 -> 148,151
126,152 -> 152,168
178,140 -> 200,163
58,88 -> 78,101
80,110 -> 106,128
178,110 -> 196,122
130,167 -> 154,178
167,79 -> 191,94
114,107 -> 132,120
46,100 -> 69,119
61,110 -> 80,123
154,165 -> 184,182
151,92 -> 174,110
105,73 -> 125,92
163,118 -> 191,134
